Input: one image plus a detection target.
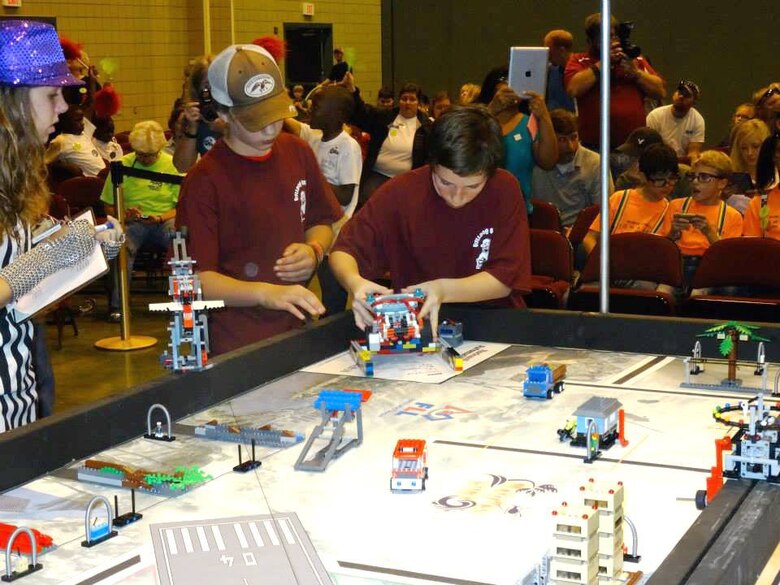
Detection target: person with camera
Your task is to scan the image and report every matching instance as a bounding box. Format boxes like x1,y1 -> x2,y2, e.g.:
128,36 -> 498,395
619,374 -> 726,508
564,13 -> 666,150
172,55 -> 227,173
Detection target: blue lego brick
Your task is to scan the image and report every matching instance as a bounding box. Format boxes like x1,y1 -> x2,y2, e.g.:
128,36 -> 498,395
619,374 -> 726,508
314,390 -> 363,412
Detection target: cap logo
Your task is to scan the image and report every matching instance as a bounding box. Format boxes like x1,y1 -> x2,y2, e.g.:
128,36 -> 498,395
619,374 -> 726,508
244,74 -> 275,98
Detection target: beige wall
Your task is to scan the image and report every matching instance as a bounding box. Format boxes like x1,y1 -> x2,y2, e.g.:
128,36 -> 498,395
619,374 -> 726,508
2,0 -> 382,132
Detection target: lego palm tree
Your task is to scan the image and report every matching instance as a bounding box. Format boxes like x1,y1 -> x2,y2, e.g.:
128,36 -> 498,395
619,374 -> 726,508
697,322 -> 770,384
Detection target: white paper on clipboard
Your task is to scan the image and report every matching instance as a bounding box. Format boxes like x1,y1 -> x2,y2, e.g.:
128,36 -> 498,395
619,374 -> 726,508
13,209 -> 108,321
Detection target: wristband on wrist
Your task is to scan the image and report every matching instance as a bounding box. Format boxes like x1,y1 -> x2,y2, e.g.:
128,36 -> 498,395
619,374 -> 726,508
307,241 -> 324,266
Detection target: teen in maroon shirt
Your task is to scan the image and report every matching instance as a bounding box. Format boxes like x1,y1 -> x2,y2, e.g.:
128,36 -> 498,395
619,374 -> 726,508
176,43 -> 342,354
331,106 -> 531,334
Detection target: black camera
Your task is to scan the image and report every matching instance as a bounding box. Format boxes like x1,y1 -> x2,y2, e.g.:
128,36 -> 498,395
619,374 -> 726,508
616,21 -> 641,59
199,86 -> 218,122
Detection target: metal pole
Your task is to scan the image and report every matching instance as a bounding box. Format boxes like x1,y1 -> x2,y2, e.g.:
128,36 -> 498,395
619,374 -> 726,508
599,0 -> 611,313
203,0 -> 212,55
95,162 -> 156,351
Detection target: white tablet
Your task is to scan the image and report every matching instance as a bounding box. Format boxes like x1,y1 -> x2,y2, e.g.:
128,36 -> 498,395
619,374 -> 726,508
508,46 -> 549,99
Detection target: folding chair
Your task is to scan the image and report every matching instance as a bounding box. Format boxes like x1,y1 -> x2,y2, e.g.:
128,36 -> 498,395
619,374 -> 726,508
529,199 -> 563,232
525,229 -> 573,309
683,238 -> 780,322
569,232 -> 683,316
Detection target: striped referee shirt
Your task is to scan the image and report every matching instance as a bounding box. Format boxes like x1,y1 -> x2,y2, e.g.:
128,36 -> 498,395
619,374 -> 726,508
0,223 -> 36,431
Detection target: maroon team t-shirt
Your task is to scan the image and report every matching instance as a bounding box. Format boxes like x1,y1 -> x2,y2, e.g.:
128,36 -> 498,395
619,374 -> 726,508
333,166 -> 531,305
177,135 -> 342,354
564,52 -> 662,148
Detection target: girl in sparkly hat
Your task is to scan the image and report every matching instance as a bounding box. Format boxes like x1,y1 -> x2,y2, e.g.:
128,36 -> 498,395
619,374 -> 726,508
0,20 -> 124,430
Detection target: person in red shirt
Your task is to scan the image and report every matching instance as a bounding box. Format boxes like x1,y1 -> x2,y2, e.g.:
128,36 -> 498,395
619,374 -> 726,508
564,13 -> 666,149
330,106 -> 531,335
176,43 -> 342,355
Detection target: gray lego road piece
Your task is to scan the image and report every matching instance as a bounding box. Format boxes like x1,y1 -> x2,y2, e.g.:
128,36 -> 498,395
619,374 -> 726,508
150,512 -> 334,585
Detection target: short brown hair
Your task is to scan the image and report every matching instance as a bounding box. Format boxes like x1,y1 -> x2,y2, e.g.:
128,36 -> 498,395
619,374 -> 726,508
550,109 -> 578,135
544,30 -> 573,49
585,13 -> 619,42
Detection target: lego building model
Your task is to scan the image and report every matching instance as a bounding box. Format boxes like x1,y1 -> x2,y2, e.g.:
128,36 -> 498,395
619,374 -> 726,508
294,390 -> 371,472
697,392 -> 780,509
148,231 -> 224,372
682,321 -> 770,392
548,503 -> 599,585
77,460 -> 212,497
524,364 -> 567,399
193,420 -> 305,449
349,291 -> 463,376
558,397 -> 628,462
390,439 -> 428,493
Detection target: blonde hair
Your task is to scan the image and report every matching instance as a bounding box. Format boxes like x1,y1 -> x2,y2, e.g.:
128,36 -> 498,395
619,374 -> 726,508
458,83 -> 480,105
730,119 -> 770,173
696,150 -> 733,176
129,120 -> 167,154
0,86 -> 50,240
544,29 -> 574,49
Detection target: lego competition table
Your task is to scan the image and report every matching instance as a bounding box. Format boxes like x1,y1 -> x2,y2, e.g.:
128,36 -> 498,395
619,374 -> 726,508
0,310 -> 778,585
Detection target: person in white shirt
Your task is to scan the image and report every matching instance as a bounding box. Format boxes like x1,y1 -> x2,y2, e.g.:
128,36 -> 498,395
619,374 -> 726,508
284,85 -> 363,314
91,116 -> 123,163
45,104 -> 106,176
646,80 -> 705,162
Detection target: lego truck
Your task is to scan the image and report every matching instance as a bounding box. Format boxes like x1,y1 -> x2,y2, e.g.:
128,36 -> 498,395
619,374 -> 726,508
523,364 -> 566,399
390,439 -> 428,492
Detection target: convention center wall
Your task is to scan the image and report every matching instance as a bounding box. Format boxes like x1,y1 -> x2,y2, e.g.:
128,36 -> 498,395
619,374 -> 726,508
0,0 -> 383,132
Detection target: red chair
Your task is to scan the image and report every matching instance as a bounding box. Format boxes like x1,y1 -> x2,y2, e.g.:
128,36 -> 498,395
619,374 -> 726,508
567,205 -> 600,247
569,233 -> 683,316
525,229 -> 573,309
683,238 -> 780,322
529,199 -> 563,232
55,176 -> 106,219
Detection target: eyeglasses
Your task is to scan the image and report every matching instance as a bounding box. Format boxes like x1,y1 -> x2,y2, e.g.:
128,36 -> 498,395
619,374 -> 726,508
759,87 -> 780,104
689,172 -> 724,183
647,174 -> 679,187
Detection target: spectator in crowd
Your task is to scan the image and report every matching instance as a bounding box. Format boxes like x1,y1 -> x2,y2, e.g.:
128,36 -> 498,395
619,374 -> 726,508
668,150 -> 743,286
431,91 -> 452,120
717,102 -> 756,148
176,43 -> 342,355
583,143 -> 678,255
291,84 -> 309,120
532,109 -> 612,227
743,132 -> 780,239
458,83 -> 480,105
328,47 -> 349,83
565,13 -> 666,149
646,80 -> 705,162
753,82 -> 780,131
611,126 -> 691,200
543,29 -> 576,112
344,73 -> 432,205
725,119 -> 771,212
172,55 -> 227,173
479,66 -> 557,215
100,120 -> 181,320
283,85 -> 363,315
91,116 -> 122,162
376,86 -> 394,109
45,104 -> 106,177
330,106 -> 532,333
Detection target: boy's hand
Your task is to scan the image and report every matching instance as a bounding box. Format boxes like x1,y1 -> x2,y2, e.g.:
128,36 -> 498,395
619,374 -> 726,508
274,243 -> 317,282
349,278 -> 393,331
258,283 -> 325,321
403,280 -> 445,340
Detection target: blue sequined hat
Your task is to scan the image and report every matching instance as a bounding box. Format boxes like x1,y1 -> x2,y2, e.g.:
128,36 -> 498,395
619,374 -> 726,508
0,20 -> 83,87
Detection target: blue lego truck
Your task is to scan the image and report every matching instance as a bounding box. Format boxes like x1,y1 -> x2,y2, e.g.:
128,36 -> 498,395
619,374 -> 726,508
523,364 -> 566,399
